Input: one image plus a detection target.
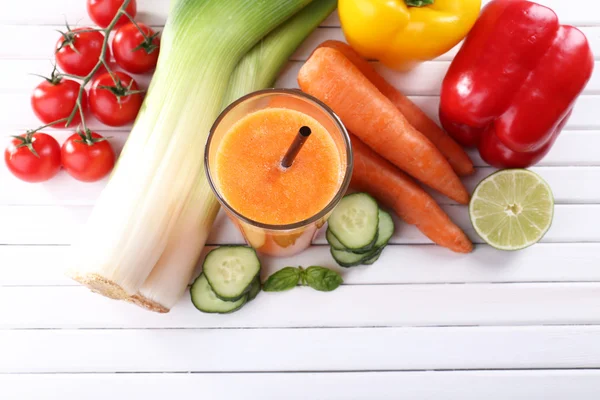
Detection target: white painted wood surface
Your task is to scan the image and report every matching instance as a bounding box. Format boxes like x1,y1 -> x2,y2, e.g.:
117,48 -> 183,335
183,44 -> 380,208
1,0 -> 599,398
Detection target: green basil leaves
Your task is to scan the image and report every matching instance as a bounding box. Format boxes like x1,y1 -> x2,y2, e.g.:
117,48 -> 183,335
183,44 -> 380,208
263,266 -> 343,293
262,267 -> 301,292
303,266 -> 343,292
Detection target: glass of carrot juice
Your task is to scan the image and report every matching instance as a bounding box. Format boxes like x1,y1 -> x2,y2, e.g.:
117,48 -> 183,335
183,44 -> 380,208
205,89 -> 353,257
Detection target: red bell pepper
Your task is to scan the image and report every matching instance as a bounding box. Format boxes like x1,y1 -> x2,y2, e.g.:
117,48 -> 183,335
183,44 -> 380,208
439,0 -> 594,168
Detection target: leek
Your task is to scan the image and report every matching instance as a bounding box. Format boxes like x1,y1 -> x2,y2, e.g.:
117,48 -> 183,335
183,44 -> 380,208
131,0 -> 337,312
222,0 -> 337,106
68,0 -> 313,302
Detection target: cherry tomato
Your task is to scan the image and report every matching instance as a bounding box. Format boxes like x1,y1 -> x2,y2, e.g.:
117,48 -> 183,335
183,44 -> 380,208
31,77 -> 87,128
4,133 -> 61,183
56,28 -> 106,76
61,131 -> 115,182
112,22 -> 160,74
87,0 -> 137,28
89,71 -> 143,127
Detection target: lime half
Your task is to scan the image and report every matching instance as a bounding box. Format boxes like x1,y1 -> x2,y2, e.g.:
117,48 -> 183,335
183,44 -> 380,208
469,169 -> 554,251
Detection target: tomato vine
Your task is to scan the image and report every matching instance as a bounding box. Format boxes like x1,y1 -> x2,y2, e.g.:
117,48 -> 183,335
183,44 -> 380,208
28,0 -> 152,136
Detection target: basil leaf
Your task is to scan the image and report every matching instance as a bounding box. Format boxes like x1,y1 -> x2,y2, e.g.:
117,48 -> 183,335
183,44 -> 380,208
262,267 -> 301,292
405,0 -> 434,7
303,266 -> 343,292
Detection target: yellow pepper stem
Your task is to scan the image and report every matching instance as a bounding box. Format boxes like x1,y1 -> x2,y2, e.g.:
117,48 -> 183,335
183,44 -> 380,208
405,0 -> 434,6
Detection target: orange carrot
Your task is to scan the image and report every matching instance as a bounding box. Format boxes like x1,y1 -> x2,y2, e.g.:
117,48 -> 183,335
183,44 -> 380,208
350,135 -> 473,253
298,47 -> 470,205
318,40 -> 474,176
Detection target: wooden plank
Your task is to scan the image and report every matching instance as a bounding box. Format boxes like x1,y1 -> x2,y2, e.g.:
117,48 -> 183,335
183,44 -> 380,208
2,0 -> 599,27
0,0 -> 171,26
2,326 -> 600,372
3,131 -> 600,209
2,25 -> 598,65
466,131 -> 600,167
3,163 -> 599,206
2,371 -> 600,400
3,243 -> 600,287
0,204 -> 597,245
3,132 -> 600,208
277,60 -> 600,96
430,166 -> 600,205
408,95 -> 600,131
4,282 -> 600,329
3,92 -> 598,133
0,26 -> 344,62
4,58 -> 600,97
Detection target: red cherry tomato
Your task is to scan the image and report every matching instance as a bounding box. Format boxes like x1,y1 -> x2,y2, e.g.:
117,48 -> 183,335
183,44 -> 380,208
31,77 -> 87,128
89,72 -> 143,127
61,131 -> 115,182
4,133 -> 61,183
112,22 -> 160,74
87,0 -> 137,28
55,28 -> 106,76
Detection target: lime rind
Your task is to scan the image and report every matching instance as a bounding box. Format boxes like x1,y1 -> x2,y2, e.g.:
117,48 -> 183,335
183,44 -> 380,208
469,169 -> 554,251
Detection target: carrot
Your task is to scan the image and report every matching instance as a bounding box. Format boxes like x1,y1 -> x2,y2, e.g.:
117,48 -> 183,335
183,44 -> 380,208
350,135 -> 473,253
317,40 -> 474,176
298,47 -> 470,205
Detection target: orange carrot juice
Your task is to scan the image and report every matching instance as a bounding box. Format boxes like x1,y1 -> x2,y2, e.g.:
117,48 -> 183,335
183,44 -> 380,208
216,108 -> 341,225
206,90 -> 352,257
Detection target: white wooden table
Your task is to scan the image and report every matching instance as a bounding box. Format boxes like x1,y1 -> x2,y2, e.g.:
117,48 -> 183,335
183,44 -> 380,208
1,1 -> 600,398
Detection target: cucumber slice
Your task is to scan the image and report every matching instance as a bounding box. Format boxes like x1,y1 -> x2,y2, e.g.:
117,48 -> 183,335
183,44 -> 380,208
328,210 -> 395,252
190,274 -> 247,314
326,228 -> 347,251
331,247 -> 379,267
328,193 -> 379,251
203,246 -> 261,301
326,228 -> 375,254
247,276 -> 261,301
330,209 -> 395,267
376,210 -> 395,247
362,251 -> 382,265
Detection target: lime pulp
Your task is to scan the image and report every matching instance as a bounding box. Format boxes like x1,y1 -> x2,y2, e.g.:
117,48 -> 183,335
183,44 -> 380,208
469,169 -> 554,251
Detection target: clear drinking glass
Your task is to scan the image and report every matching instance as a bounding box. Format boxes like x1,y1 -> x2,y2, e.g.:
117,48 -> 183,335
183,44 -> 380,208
205,89 -> 353,257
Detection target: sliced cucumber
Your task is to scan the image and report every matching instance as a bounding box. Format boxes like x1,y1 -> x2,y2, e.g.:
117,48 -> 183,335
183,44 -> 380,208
203,246 -> 261,301
376,210 -> 395,247
331,246 -> 379,267
326,228 -> 375,254
327,209 -> 394,253
362,251 -> 382,265
328,193 -> 379,251
326,228 -> 347,251
190,274 -> 247,314
247,276 -> 261,301
330,209 -> 395,267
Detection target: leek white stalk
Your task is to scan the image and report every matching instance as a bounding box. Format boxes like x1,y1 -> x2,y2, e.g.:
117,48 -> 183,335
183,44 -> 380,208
68,0 -> 312,301
131,0 -> 337,312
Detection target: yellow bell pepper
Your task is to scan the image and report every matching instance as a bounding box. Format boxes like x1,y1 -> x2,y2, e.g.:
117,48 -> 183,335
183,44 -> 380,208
338,0 -> 482,70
